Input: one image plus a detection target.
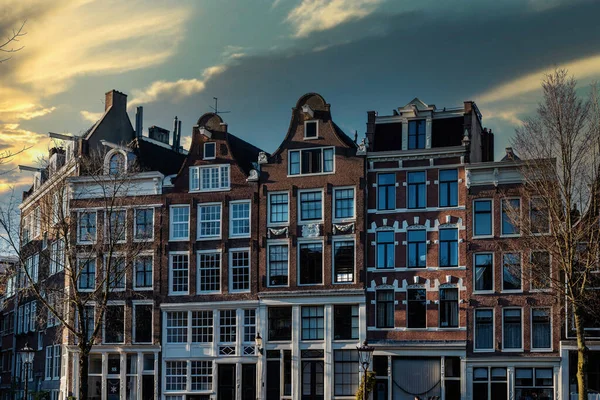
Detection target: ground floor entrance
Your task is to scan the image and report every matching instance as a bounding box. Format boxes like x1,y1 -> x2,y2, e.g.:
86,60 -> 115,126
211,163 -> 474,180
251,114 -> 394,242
216,363 -> 256,400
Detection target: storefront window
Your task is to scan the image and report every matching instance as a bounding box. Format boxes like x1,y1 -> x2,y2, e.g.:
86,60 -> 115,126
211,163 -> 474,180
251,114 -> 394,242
515,368 -> 553,400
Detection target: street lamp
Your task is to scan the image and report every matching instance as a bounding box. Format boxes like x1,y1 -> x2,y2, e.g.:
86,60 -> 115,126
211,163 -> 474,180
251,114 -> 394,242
357,340 -> 374,400
19,343 -> 35,400
255,333 -> 263,355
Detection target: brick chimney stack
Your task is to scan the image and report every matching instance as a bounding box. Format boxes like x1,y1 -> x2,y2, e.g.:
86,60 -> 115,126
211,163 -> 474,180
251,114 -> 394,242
105,90 -> 127,112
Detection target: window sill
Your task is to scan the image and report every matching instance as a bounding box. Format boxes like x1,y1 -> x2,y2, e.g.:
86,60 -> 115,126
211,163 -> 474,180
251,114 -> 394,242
229,235 -> 251,239
472,235 -> 493,239
133,287 -> 153,291
530,289 -> 552,293
499,234 -> 521,238
169,238 -> 190,242
197,291 -> 222,295
332,218 -> 356,224
287,172 -> 334,178
333,281 -> 356,285
472,349 -> 495,353
472,290 -> 495,295
500,289 -> 523,294
501,348 -> 524,352
297,283 -> 324,287
267,284 -> 290,288
530,348 -> 553,352
297,220 -> 324,226
197,236 -> 222,241
267,222 -> 289,228
303,136 -> 320,140
133,237 -> 154,242
168,292 -> 189,296
189,188 -> 231,193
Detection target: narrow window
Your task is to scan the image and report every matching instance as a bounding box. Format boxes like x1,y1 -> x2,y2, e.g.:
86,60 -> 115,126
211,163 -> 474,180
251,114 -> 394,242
531,251 -> 551,290
376,231 -> 395,269
134,208 -> 154,239
439,228 -> 458,267
108,153 -> 125,174
439,169 -> 458,207
531,308 -> 551,349
501,198 -> 520,235
191,360 -> 213,391
134,304 -> 152,343
301,306 -> 324,340
408,119 -> 426,149
165,361 -> 187,391
334,188 -> 355,220
439,288 -> 458,328
376,290 -> 394,328
474,309 -> 494,350
289,151 -> 300,175
502,253 -> 522,291
333,240 -> 354,283
169,253 -> 189,295
78,259 -> 96,291
377,173 -> 395,210
107,210 -> 126,242
268,244 -> 288,286
407,171 -> 426,209
166,311 -> 188,343
334,350 -> 359,396
230,202 -> 250,237
407,289 -> 426,328
299,243 -> 323,285
108,257 -> 125,290
243,309 -> 256,343
230,249 -> 250,292
474,254 -> 493,291
269,193 -> 289,224
530,198 -> 549,234
219,310 -> 236,343
333,305 -> 359,340
170,206 -> 190,240
192,310 -> 213,343
104,305 -> 125,344
268,307 -> 292,341
134,256 -> 153,289
197,252 -> 220,293
407,230 -> 426,268
474,200 -> 492,236
198,204 -> 221,239
78,212 -> 96,242
503,309 -> 522,349
204,142 -> 216,159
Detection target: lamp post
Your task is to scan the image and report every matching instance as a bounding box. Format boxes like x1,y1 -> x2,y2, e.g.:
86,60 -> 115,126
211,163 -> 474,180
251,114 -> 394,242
19,343 -> 35,400
357,340 -> 374,400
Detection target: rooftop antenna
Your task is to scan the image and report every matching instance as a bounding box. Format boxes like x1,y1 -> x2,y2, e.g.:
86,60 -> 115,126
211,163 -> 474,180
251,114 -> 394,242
210,97 -> 230,115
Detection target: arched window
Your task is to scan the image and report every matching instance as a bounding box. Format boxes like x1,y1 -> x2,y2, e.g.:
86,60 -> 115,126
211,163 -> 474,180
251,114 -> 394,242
108,153 -> 125,174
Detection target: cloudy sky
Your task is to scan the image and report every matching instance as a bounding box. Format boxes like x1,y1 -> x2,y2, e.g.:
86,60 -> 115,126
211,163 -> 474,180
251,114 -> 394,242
2,0 -> 600,194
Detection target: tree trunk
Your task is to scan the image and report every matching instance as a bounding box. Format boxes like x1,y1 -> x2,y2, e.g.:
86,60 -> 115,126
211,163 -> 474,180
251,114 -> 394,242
78,342 -> 91,400
573,304 -> 589,400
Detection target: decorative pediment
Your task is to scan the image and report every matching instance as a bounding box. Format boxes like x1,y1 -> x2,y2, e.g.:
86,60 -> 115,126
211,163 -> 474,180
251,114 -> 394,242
301,223 -> 321,238
268,227 -> 289,238
333,223 -> 354,235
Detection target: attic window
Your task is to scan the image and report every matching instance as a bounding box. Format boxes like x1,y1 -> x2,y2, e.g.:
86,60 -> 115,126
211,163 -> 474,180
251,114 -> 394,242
304,121 -> 318,139
204,142 -> 216,160
108,153 -> 125,174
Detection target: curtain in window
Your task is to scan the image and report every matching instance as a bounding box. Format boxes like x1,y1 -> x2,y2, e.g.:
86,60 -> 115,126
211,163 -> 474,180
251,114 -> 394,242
475,310 -> 493,349
532,321 -> 551,349
392,357 -> 441,400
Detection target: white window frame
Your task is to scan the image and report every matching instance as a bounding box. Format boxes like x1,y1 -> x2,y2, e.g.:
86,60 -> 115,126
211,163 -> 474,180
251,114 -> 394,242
229,200 -> 251,238
472,199 -> 494,238
229,247 -> 251,293
133,207 -> 154,241
473,253 -> 494,294
197,249 -> 222,294
267,191 -> 289,226
105,209 -> 127,243
197,202 -> 222,240
104,148 -> 128,174
288,146 -> 335,176
332,237 -> 355,284
45,346 -> 53,380
102,301 -> 126,344
473,308 -> 495,352
189,164 -> 231,192
164,311 -> 189,344
500,197 -> 521,237
77,211 -> 97,244
530,196 -> 550,234
76,257 -> 96,292
501,252 -> 523,293
169,205 -> 190,241
530,307 -> 553,352
203,142 -> 216,160
169,252 -> 190,296
297,240 -> 324,286
502,307 -> 523,352
53,344 -> 61,380
191,360 -> 213,392
297,188 -> 324,224
105,255 -> 126,292
304,120 -> 319,139
267,241 -> 289,288
332,186 -> 356,223
164,360 -> 188,392
530,250 -> 552,292
132,301 -> 154,344
133,253 -> 154,291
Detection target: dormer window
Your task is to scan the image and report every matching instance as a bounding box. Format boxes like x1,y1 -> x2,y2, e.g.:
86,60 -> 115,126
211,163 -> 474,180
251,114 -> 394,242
304,121 -> 318,139
204,142 -> 216,160
408,119 -> 426,149
189,165 -> 230,192
108,152 -> 125,174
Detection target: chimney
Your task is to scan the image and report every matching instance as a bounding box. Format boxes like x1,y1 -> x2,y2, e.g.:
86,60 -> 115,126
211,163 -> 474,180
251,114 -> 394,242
172,116 -> 179,150
135,106 -> 143,138
177,119 -> 182,152
105,90 -> 127,112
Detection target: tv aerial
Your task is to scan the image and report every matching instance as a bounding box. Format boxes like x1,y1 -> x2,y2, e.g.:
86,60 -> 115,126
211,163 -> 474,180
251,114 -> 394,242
210,97 -> 230,115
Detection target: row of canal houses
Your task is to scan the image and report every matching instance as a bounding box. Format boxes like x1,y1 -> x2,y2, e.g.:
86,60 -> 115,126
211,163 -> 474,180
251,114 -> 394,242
0,90 -> 597,400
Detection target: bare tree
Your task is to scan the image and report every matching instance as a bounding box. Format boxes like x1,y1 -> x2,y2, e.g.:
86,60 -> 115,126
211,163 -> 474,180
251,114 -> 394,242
0,147 -> 156,399
503,69 -> 600,400
0,20 -> 26,63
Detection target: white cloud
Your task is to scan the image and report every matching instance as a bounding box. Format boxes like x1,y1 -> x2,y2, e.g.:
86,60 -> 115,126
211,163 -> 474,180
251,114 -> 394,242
478,53 -> 600,105
129,64 -> 229,108
80,110 -> 103,123
286,0 -> 382,38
